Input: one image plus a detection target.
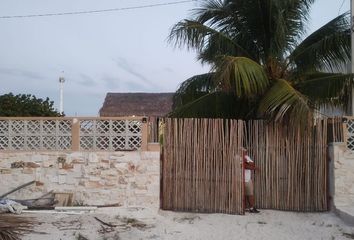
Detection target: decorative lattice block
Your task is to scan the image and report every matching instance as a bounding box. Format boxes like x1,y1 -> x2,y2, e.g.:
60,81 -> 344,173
0,121 -> 9,134
347,120 -> 354,151
0,136 -> 8,149
80,120 -> 95,134
79,119 -> 142,151
27,121 -> 41,134
11,121 -> 25,134
58,136 -> 71,150
27,136 -> 41,150
11,136 -> 25,150
80,136 -> 94,150
58,120 -> 72,134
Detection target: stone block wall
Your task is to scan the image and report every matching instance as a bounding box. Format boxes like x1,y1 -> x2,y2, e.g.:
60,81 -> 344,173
329,143 -> 354,208
0,151 -> 160,207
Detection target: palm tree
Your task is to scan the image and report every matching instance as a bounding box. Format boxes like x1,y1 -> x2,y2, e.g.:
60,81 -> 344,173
169,0 -> 351,124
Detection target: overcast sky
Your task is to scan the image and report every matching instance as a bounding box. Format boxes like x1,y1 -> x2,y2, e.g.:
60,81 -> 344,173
0,0 -> 350,116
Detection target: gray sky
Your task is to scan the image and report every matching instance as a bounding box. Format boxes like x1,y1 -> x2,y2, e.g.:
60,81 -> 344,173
0,0 -> 350,116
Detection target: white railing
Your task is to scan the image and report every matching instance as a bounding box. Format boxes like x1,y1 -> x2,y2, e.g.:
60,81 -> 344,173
0,117 -> 148,151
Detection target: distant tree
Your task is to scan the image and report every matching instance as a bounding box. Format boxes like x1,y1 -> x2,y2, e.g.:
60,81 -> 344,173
0,93 -> 62,117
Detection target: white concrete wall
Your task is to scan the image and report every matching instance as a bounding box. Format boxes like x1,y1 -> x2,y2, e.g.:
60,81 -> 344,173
329,143 -> 354,209
0,151 -> 160,207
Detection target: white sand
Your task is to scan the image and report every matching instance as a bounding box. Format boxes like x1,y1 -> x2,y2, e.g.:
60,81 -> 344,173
22,207 -> 354,240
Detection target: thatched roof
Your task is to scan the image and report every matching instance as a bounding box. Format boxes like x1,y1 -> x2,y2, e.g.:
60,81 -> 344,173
99,92 -> 174,117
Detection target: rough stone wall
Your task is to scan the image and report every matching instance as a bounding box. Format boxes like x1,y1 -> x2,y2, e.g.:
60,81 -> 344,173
0,151 -> 160,207
329,143 -> 354,208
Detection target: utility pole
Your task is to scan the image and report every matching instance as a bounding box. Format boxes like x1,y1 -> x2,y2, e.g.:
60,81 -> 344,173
59,74 -> 65,115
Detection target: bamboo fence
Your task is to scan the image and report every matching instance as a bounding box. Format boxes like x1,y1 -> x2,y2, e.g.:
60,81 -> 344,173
328,117 -> 344,143
245,119 -> 328,211
161,118 -> 244,215
162,118 -> 332,214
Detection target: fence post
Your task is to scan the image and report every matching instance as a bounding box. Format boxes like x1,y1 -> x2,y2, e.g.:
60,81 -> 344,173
141,117 -> 148,151
343,118 -> 348,148
72,118 -> 80,151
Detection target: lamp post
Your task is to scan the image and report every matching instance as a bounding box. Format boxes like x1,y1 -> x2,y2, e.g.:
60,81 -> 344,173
59,75 -> 65,115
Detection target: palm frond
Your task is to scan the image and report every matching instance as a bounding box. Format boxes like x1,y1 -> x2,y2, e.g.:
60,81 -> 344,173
168,19 -> 253,59
271,0 -> 315,53
289,12 -> 350,72
193,0 -> 229,25
214,56 -> 269,97
172,73 -> 216,109
0,215 -> 37,240
295,72 -> 354,107
197,29 -> 255,63
213,0 -> 315,60
258,79 -> 313,124
170,91 -> 260,119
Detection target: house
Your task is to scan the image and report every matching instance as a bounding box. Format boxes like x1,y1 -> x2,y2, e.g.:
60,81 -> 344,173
99,92 -> 174,117
99,92 -> 174,142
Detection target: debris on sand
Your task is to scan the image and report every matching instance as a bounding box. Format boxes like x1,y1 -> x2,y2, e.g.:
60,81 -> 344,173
343,232 -> 354,239
0,214 -> 37,240
173,216 -> 201,224
75,232 -> 90,240
115,216 -> 155,230
94,214 -> 155,236
0,199 -> 27,214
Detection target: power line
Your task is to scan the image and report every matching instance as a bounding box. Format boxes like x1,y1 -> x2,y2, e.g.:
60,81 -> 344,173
0,0 -> 197,19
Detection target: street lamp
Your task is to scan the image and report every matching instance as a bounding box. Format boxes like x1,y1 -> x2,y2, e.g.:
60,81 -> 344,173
59,75 -> 65,115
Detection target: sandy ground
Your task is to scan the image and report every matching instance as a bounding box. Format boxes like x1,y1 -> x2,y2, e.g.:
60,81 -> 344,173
21,207 -> 354,240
